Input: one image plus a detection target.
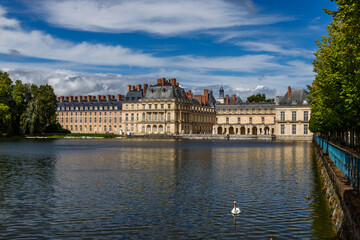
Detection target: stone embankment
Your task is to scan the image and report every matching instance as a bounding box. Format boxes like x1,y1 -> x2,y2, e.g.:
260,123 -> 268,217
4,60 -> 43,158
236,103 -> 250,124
313,139 -> 360,240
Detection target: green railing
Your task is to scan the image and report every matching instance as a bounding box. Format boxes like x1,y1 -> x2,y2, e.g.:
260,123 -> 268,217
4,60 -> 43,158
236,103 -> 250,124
314,135 -> 360,193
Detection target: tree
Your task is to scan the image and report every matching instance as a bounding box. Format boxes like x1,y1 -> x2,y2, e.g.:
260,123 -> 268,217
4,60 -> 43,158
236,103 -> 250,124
247,93 -> 274,103
311,0 -> 360,148
0,71 -> 58,136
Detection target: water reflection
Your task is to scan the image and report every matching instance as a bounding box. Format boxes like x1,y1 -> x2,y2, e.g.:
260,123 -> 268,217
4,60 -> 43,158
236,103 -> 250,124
0,139 -> 335,239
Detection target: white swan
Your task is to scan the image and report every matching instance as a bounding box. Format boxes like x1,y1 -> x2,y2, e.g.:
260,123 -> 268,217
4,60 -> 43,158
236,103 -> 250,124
231,201 -> 241,215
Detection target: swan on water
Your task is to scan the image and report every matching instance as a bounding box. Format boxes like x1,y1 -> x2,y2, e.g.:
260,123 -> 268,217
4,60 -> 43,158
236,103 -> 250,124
231,201 -> 241,215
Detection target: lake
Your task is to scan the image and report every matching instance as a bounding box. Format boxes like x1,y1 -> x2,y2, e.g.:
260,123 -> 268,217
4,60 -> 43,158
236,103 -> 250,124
0,139 -> 335,239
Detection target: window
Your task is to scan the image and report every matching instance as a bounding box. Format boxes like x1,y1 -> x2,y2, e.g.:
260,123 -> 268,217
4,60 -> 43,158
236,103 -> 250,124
238,117 -> 240,124
126,105 -> 128,110
216,118 -> 218,124
226,117 -> 229,124
161,104 -> 164,109
155,104 -> 158,109
167,126 -> 170,132
281,124 -> 285,134
149,104 -> 152,109
292,111 -> 296,121
304,111 -> 309,121
94,118 -> 97,123
131,105 -> 134,110
99,118 -> 102,123
131,113 -> 134,121
280,111 -> 285,121
304,124 -> 308,134
167,113 -> 171,121
89,126 -> 92,132
142,126 -> 145,132
249,117 -> 252,124
168,104 -> 171,109
292,124 -> 296,134
89,117 -> 92,123
109,117 -> 112,123
142,113 -> 145,121
261,117 -> 265,124
160,113 -> 164,121
125,114 -> 128,121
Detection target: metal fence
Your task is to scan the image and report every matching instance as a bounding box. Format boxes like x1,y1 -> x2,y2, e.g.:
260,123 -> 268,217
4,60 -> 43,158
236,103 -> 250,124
314,135 -> 360,193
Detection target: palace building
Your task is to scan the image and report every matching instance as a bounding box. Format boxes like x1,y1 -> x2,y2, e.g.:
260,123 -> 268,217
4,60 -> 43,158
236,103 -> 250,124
56,77 -> 312,139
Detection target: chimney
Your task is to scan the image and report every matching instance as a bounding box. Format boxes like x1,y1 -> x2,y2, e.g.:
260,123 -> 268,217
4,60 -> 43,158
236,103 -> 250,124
65,96 -> 69,101
106,95 -> 111,102
137,84 -> 141,91
60,96 -> 64,102
232,94 -> 236,103
201,96 -> 206,105
78,96 -> 82,102
288,86 -> 291,99
87,95 -> 91,102
143,84 -> 148,96
111,95 -> 115,100
276,96 -> 279,105
176,82 -> 179,87
102,95 -> 106,100
161,78 -> 165,87
98,95 -> 101,102
117,94 -> 122,101
157,78 -> 161,84
74,96 -> 78,101
226,94 -> 229,103
57,97 -> 60,101
92,96 -> 96,100
127,84 -> 131,92
171,78 -> 176,86
69,96 -> 73,102
204,89 -> 209,103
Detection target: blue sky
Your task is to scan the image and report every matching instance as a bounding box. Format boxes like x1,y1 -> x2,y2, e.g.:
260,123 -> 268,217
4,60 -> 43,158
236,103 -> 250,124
0,0 -> 336,99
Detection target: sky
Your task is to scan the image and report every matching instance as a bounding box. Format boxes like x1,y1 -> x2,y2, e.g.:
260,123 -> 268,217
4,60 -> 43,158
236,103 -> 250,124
0,0 -> 337,99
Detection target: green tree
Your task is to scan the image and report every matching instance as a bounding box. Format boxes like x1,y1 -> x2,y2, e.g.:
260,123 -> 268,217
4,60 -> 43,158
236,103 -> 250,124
0,72 -> 13,134
247,93 -> 274,103
311,0 -> 360,147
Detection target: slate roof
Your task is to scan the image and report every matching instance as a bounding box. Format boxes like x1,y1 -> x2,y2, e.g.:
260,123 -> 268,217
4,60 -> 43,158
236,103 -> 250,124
278,88 -> 310,106
215,102 -> 276,110
144,82 -> 188,100
124,90 -> 143,102
58,100 -> 123,110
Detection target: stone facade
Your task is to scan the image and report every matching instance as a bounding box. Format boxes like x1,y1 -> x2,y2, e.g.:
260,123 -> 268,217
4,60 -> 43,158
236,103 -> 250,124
56,78 -> 312,139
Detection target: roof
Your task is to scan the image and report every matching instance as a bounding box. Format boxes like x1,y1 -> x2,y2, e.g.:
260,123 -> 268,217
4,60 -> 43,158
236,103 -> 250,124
124,90 -> 143,102
58,100 -> 123,110
278,88 -> 310,106
215,102 -> 276,110
144,83 -> 188,100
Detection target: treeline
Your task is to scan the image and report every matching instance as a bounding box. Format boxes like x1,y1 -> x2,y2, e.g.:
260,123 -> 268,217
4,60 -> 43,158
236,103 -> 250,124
0,71 -> 62,136
246,93 -> 274,103
310,0 -> 360,150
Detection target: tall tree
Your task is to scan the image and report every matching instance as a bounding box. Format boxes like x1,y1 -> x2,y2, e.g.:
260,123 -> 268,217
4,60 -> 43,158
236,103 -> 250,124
310,0 -> 360,141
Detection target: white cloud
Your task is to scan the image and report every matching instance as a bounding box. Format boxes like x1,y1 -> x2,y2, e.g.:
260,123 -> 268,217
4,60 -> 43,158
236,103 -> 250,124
237,41 -> 314,57
0,7 -> 285,73
34,0 -> 289,35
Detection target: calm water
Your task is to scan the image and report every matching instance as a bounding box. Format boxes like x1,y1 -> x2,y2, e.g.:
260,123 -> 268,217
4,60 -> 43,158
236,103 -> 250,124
0,139 -> 335,239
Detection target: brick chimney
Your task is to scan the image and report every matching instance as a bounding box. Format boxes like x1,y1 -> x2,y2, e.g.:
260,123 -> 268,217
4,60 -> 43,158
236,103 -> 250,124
98,95 -> 101,102
106,95 -> 111,102
74,96 -> 78,102
92,96 -> 96,100
136,84 -> 141,91
60,96 -> 64,102
78,96 -> 82,102
117,94 -> 122,101
204,89 -> 209,103
201,96 -> 206,105
65,96 -> 69,101
232,94 -> 236,103
288,86 -> 291,99
143,84 -> 148,96
111,95 -> 115,100
87,95 -> 91,102
157,78 -> 161,84
171,78 -> 176,86
69,96 -> 73,102
226,94 -> 229,103
161,78 -> 165,87
127,84 -> 131,92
